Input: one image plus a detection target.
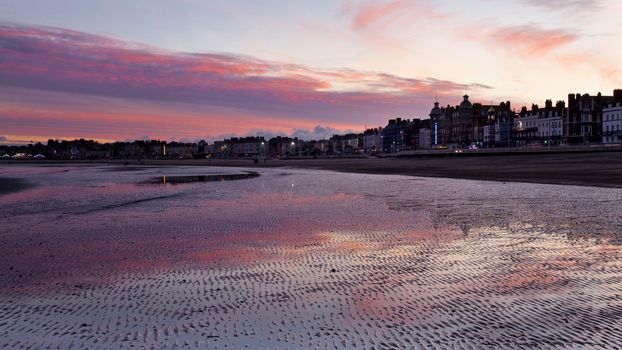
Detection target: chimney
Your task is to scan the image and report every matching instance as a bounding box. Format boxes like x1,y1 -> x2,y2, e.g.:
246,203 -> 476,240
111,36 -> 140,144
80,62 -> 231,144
545,99 -> 553,111
568,93 -> 576,108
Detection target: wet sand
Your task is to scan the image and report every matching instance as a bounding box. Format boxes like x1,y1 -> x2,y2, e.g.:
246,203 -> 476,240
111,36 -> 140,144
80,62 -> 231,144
1,164 -> 622,348
202,151 -> 622,188
0,177 -> 34,195
9,150 -> 622,188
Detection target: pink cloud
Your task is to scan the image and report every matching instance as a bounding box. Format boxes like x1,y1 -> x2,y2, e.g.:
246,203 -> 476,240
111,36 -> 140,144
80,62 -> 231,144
0,23 -> 491,142
351,0 -> 412,31
458,23 -> 578,56
490,25 -> 578,55
348,0 -> 445,32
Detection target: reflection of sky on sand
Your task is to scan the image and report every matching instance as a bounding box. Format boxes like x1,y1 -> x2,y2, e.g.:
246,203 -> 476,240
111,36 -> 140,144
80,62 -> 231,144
1,165 -> 622,348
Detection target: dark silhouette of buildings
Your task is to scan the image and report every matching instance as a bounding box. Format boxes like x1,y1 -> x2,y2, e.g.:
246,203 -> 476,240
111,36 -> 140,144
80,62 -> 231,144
566,89 -> 622,144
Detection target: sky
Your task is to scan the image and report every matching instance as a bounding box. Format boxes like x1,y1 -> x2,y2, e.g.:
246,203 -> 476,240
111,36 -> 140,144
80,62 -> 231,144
1,0 -> 621,144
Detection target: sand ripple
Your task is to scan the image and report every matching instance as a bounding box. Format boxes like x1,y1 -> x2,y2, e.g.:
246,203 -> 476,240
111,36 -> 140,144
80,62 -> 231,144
1,165 -> 622,349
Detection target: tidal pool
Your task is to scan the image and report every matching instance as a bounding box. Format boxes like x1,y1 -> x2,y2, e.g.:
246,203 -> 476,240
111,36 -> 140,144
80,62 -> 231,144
141,172 -> 261,185
0,164 -> 621,349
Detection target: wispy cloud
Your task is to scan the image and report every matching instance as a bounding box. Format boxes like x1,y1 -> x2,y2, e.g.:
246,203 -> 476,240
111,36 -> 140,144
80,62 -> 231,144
346,0 -> 444,32
491,25 -> 578,55
351,0 -> 412,31
340,0 -> 449,49
0,23 -> 479,105
460,23 -> 578,56
517,0 -> 603,12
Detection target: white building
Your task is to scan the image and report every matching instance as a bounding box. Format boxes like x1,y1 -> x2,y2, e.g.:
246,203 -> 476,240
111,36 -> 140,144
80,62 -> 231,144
514,106 -> 564,145
603,103 -> 622,144
513,114 -> 539,144
363,129 -> 382,153
535,111 -> 564,142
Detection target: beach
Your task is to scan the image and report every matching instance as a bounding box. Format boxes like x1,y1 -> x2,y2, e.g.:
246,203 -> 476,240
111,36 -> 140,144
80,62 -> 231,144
10,150 -> 622,188
204,151 -> 622,188
1,164 -> 621,348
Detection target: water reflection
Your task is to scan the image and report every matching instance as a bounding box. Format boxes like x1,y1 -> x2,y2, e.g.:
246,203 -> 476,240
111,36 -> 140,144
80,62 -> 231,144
143,172 -> 260,185
1,166 -> 622,348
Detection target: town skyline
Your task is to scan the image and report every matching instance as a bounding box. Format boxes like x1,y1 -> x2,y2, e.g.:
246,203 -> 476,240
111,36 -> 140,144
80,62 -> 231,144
0,88 -> 618,146
1,1 -> 622,144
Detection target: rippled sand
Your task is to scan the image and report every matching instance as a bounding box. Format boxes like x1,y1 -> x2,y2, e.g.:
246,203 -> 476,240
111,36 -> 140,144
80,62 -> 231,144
1,164 -> 621,349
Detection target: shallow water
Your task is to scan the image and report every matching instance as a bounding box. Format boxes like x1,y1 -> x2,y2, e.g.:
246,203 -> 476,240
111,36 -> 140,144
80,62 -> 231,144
141,172 -> 260,185
0,164 -> 621,349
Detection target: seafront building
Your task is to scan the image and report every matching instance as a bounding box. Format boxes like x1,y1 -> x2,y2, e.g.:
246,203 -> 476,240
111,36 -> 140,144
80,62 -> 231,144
566,90 -> 622,144
603,102 -> 622,144
267,136 -> 300,157
428,97 -> 513,148
534,101 -> 565,145
381,118 -> 413,152
4,88 -> 622,160
230,137 -> 266,157
512,100 -> 565,146
165,142 -> 198,159
363,128 -> 382,153
330,133 -> 362,154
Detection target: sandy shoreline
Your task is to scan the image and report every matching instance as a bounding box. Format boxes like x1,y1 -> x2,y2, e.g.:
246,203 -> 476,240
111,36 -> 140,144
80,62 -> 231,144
4,151 -> 622,188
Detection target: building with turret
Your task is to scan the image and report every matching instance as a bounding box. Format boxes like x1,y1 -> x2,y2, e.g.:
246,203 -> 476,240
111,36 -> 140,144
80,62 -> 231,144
429,96 -> 513,147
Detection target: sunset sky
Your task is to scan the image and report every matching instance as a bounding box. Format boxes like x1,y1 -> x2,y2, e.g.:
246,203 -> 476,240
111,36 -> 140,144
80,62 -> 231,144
1,0 -> 621,144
